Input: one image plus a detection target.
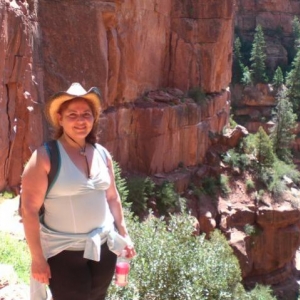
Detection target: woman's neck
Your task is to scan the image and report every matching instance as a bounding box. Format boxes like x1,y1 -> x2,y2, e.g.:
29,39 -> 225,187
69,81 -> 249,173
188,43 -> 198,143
61,133 -> 86,153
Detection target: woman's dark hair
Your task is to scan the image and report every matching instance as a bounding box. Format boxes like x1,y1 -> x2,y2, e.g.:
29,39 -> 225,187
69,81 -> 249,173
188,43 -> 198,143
51,97 -> 100,144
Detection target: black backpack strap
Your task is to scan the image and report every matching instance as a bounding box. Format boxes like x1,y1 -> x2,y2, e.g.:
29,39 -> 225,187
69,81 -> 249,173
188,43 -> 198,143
44,140 -> 61,196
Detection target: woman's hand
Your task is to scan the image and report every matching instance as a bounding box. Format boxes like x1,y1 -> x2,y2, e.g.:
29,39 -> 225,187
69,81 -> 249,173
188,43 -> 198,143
31,256 -> 51,284
124,243 -> 136,259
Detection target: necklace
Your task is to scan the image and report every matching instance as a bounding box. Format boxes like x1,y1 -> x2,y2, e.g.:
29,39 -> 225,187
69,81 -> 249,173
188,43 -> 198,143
63,133 -> 91,178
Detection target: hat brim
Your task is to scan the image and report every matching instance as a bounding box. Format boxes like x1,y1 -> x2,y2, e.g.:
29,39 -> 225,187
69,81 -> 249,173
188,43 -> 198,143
45,87 -> 102,128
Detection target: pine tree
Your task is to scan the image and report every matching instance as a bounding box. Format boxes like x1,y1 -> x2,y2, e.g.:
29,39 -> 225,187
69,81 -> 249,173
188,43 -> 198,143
232,37 -> 246,84
113,160 -> 129,207
270,90 -> 297,163
292,16 -> 300,50
272,66 -> 284,89
286,49 -> 300,110
255,126 -> 275,168
250,25 -> 268,84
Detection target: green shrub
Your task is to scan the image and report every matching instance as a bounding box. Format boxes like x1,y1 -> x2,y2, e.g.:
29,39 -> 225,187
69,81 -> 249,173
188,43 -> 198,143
239,154 -> 251,169
246,179 -> 255,192
0,191 -> 15,199
219,174 -> 231,196
272,159 -> 300,184
0,232 -> 31,284
222,149 -> 251,171
244,224 -> 256,236
155,181 -> 183,215
127,176 -> 155,216
259,160 -> 300,196
188,87 -> 206,105
201,177 -> 218,196
223,149 -> 241,168
245,284 -> 276,299
242,134 -> 258,155
229,115 -> 238,128
244,224 -> 262,237
107,213 -> 260,300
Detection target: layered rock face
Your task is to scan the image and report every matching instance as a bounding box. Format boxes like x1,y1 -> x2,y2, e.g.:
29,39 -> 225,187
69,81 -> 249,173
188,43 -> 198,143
219,197 -> 300,290
98,90 -> 230,174
0,0 -> 235,190
0,0 -> 44,193
39,0 -> 234,102
231,83 -> 277,133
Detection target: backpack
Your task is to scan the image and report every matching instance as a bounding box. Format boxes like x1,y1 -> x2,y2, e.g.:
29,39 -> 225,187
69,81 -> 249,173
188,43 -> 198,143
19,140 -> 107,216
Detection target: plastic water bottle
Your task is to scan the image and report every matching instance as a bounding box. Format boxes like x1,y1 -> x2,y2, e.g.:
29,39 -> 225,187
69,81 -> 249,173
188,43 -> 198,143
115,249 -> 130,287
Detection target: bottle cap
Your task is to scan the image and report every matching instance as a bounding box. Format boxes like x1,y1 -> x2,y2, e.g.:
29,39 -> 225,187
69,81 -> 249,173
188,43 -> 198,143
116,261 -> 130,274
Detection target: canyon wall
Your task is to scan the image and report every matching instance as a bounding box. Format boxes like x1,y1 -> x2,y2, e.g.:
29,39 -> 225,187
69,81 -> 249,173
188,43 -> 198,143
0,0 -> 44,193
235,0 -> 300,70
0,0 -> 235,190
2,0 -> 300,295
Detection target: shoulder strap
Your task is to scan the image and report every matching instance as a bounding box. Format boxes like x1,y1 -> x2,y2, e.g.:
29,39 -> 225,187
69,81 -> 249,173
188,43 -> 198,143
93,143 -> 108,166
44,140 -> 61,195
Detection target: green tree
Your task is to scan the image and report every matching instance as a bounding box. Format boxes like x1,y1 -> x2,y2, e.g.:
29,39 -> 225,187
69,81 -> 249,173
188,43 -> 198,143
250,25 -> 268,84
270,90 -> 297,162
272,66 -> 284,89
113,160 -> 129,207
292,16 -> 300,51
241,65 -> 253,85
127,176 -> 155,216
232,37 -> 246,84
286,49 -> 300,110
255,126 -> 276,168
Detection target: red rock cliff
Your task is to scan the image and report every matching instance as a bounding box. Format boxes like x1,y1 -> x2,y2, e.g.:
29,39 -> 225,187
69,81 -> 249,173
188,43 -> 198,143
0,0 -> 235,190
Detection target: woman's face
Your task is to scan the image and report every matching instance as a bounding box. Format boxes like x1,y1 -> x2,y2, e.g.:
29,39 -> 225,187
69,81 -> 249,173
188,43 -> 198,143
57,98 -> 95,140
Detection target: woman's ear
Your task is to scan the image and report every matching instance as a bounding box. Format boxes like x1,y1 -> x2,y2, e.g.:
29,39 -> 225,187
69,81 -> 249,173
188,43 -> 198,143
57,113 -> 62,126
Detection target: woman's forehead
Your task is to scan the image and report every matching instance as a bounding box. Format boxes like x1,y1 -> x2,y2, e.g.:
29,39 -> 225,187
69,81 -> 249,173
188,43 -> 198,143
64,99 -> 92,110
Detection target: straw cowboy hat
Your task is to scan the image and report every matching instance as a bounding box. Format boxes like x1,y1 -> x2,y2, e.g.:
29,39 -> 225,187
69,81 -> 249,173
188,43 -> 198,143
45,82 -> 102,128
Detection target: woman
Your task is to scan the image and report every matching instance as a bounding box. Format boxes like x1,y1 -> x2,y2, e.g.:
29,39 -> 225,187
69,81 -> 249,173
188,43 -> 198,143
21,82 -> 135,300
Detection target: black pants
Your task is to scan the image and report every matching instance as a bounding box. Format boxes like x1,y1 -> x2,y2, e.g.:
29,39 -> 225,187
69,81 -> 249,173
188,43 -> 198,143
48,242 -> 117,300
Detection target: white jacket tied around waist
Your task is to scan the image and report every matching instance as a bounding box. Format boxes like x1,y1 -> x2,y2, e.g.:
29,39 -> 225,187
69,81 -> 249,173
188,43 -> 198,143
30,222 -> 129,300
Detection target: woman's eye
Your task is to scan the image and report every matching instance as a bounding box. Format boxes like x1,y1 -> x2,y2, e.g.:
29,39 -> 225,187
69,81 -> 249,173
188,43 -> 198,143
83,113 -> 93,118
69,114 -> 77,118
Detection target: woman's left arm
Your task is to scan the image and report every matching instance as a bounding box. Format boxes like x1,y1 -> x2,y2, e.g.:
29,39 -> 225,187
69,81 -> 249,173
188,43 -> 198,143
106,156 -> 136,258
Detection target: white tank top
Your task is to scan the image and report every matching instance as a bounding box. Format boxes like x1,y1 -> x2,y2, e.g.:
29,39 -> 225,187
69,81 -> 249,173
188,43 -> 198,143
43,141 -> 114,234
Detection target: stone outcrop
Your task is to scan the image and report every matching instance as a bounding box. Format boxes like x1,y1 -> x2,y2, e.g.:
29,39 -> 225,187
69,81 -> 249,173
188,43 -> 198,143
219,198 -> 300,285
98,89 -> 230,174
231,83 -> 277,134
231,83 -> 300,153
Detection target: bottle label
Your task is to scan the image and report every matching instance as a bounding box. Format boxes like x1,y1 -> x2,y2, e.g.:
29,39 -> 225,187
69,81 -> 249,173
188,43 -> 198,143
115,273 -> 128,287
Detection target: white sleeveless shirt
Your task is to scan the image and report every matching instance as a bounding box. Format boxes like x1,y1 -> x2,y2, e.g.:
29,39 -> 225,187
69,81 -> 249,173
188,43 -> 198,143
43,141 -> 114,234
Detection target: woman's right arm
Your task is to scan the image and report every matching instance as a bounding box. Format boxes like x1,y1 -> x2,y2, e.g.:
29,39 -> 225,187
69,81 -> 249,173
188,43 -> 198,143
21,146 -> 51,284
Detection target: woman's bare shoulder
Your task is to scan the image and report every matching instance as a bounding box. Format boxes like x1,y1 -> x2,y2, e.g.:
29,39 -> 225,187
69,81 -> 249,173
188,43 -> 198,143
24,144 -> 51,174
